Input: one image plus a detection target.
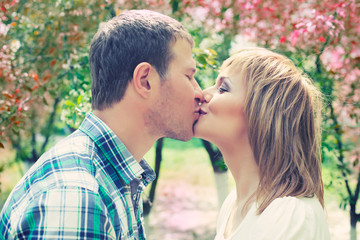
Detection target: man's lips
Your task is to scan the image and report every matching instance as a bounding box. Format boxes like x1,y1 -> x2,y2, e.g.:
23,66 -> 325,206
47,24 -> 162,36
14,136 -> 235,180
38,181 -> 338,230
199,109 -> 207,115
197,108 -> 207,115
193,108 -> 207,129
193,108 -> 207,123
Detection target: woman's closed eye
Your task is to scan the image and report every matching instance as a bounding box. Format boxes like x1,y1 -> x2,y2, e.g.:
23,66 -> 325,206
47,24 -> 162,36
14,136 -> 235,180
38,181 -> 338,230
217,83 -> 230,93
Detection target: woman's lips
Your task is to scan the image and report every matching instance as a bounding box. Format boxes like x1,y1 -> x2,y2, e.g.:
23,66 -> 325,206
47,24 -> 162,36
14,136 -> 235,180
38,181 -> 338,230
193,108 -> 206,124
198,108 -> 207,115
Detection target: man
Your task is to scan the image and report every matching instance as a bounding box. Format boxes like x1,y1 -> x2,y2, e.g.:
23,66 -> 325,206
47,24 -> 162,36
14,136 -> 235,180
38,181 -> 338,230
0,10 -> 203,239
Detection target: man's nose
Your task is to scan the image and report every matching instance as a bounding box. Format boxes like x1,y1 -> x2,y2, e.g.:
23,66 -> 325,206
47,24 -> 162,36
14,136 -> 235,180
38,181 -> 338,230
194,82 -> 204,105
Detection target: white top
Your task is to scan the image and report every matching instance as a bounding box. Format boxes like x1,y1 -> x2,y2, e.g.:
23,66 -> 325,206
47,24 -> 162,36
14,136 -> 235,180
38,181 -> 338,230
215,190 -> 331,240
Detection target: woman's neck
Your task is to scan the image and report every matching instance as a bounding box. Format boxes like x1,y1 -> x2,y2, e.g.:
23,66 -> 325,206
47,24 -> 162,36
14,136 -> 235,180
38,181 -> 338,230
223,152 -> 260,202
220,143 -> 260,239
220,141 -> 260,203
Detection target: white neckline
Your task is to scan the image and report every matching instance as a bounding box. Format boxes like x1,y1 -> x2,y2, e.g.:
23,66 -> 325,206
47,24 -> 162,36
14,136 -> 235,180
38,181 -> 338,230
221,194 -> 257,240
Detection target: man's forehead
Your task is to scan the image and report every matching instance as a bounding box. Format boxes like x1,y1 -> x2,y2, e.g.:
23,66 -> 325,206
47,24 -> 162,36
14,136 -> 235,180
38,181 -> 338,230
187,58 -> 197,71
177,58 -> 196,72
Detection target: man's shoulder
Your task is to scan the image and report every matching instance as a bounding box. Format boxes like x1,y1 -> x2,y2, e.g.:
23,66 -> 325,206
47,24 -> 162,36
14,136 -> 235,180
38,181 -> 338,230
0,137 -> 102,239
51,129 -> 98,156
10,130 -> 102,203
36,130 -> 101,184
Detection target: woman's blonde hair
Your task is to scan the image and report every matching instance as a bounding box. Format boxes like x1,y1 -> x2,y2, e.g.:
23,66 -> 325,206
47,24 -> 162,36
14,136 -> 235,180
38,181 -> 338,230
221,47 -> 324,214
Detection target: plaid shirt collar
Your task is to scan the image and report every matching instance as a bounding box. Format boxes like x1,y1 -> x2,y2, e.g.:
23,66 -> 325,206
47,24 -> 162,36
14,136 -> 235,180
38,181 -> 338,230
79,112 -> 155,186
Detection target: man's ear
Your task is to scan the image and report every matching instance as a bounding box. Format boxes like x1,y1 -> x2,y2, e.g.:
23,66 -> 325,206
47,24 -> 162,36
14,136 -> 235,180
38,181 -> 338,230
132,62 -> 154,98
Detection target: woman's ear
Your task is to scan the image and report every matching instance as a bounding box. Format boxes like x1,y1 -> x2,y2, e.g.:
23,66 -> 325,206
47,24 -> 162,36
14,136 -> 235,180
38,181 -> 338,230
132,62 -> 154,98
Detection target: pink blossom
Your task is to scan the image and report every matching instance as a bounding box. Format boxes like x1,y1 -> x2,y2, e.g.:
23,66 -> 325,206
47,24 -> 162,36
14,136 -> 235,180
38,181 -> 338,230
280,36 -> 286,43
187,6 -> 209,22
10,0 -> 18,6
325,20 -> 334,29
321,47 -> 346,71
243,2 -> 255,10
344,68 -> 360,84
316,15 -> 325,21
290,30 -> 300,46
223,8 -> 233,23
209,0 -> 221,16
350,48 -> 360,59
0,22 -> 9,36
306,22 -> 316,33
353,89 -> 360,103
319,36 -> 326,43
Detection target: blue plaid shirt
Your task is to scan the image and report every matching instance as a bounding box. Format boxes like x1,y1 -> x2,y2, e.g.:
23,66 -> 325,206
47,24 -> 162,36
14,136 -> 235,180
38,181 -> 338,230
0,112 -> 156,240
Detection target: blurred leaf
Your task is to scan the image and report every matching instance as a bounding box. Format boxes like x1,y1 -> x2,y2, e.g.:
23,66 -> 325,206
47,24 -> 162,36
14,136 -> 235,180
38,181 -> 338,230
197,55 -> 207,65
43,97 -> 48,105
353,158 -> 359,167
48,89 -> 57,97
207,48 -> 217,56
11,125 -> 19,133
77,95 -> 83,105
2,91 -> 14,99
75,72 -> 84,81
72,114 -> 77,125
65,100 -> 75,107
170,0 -> 179,13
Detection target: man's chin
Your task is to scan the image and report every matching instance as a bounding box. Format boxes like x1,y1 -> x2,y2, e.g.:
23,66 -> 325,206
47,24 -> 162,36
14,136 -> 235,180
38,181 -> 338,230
192,121 -> 202,139
166,129 -> 193,142
171,135 -> 192,142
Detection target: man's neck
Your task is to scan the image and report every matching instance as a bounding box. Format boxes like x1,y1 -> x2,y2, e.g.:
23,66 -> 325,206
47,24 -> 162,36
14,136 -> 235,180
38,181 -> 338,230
93,104 -> 157,163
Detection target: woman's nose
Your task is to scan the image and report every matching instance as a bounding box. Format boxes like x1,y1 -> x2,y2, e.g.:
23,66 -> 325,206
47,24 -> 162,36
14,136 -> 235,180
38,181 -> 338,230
202,87 -> 213,103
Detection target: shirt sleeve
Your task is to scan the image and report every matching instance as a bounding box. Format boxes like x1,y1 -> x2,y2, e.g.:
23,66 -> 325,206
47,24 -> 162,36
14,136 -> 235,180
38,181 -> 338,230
252,197 -> 330,240
10,187 -> 116,239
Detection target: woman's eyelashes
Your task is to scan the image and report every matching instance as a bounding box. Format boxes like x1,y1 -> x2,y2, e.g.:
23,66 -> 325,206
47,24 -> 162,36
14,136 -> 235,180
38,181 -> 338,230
217,82 -> 230,93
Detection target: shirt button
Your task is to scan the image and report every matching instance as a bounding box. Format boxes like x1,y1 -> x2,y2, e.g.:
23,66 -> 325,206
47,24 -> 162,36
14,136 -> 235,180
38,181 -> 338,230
133,194 -> 137,201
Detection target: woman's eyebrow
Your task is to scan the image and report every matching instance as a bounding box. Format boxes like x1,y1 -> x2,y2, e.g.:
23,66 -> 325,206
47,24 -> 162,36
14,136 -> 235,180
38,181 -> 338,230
218,76 -> 232,85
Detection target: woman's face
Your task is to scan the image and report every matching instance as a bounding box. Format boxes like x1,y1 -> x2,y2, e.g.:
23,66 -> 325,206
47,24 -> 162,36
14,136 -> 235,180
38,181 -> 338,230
194,66 -> 248,146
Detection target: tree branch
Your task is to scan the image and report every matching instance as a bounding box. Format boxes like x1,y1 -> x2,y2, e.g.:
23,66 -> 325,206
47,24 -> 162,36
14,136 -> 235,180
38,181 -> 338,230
329,103 -> 353,198
201,139 -> 226,173
353,172 -> 360,208
40,97 -> 60,153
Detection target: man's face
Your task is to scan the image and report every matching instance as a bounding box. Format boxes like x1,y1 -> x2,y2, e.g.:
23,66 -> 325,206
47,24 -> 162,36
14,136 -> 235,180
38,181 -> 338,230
146,38 -> 203,141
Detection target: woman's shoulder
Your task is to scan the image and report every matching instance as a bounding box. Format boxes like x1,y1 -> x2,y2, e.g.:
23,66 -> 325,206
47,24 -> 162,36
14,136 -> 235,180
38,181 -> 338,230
265,196 -> 323,214
261,196 -> 326,226
254,196 -> 331,240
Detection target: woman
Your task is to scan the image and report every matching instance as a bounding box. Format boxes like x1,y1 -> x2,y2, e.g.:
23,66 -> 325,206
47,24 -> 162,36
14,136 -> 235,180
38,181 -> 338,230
195,47 -> 331,239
